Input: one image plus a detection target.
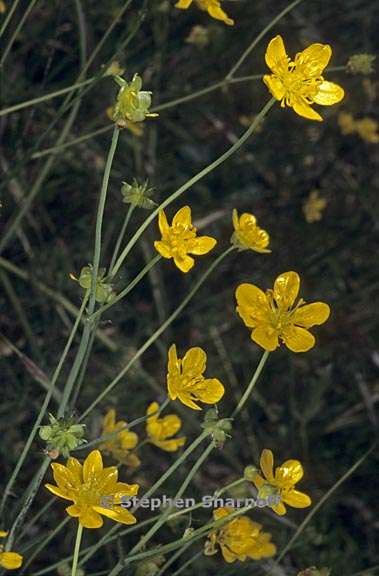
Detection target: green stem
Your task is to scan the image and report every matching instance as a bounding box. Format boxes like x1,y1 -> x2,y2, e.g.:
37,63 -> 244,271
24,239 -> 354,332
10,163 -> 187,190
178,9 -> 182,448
170,550 -> 203,576
0,0 -> 39,67
79,246 -> 235,422
232,350 -> 270,417
0,0 -> 20,38
71,523 -> 84,576
226,0 -> 305,79
0,292 -> 89,518
109,204 -> 135,274
111,98 -> 276,277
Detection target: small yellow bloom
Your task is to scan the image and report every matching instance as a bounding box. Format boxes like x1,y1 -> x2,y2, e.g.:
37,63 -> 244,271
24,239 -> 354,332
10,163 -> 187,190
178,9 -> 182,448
338,111 -> 379,143
45,450 -> 139,529
167,344 -> 224,410
251,449 -> 311,515
303,191 -> 327,223
100,408 -> 140,468
231,209 -> 271,253
146,402 -> 186,452
0,532 -> 23,571
206,507 -> 276,562
235,271 -> 330,352
154,206 -> 217,273
175,0 -> 234,26
263,35 -> 344,121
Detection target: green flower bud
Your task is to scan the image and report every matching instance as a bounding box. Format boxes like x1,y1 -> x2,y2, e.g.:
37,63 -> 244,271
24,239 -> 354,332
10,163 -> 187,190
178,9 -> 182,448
39,414 -> 86,458
112,74 -> 157,126
77,265 -> 114,304
201,409 -> 232,448
347,54 -> 376,75
244,465 -> 258,481
121,180 -> 157,210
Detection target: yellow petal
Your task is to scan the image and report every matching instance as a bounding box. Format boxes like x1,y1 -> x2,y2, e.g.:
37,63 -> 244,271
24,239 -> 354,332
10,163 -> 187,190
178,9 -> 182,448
51,463 -> 78,491
147,401 -> 159,418
0,531 -> 8,538
207,3 -> 234,25
66,504 -> 81,517
260,449 -> 274,481
193,377 -> 225,404
83,450 -> 103,482
232,208 -> 240,231
102,408 -> 116,432
79,508 -> 103,529
251,325 -> 279,351
252,473 -> 265,491
177,391 -> 202,410
273,271 -> 300,309
66,457 -> 83,483
281,325 -> 315,352
175,0 -> 192,8
0,552 -> 23,569
45,483 -> 72,500
213,507 -> 232,521
119,430 -> 138,450
235,283 -> 270,328
172,206 -> 192,228
182,346 -> 207,376
158,210 -> 169,236
189,235 -> 217,255
93,505 -> 137,525
220,544 -> 238,563
263,74 -> 286,101
313,80 -> 344,105
173,254 -> 194,273
282,489 -> 311,508
265,35 -> 289,73
276,459 -> 304,484
271,500 -> 286,515
111,482 -> 140,498
239,212 -> 257,228
154,240 -> 172,259
296,43 -> 332,76
153,437 -> 186,452
293,100 -> 323,121
293,302 -> 330,328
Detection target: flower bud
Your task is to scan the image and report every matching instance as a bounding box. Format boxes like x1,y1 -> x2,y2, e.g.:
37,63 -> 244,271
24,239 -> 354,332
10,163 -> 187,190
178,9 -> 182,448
244,465 -> 258,481
39,414 -> 86,458
201,409 -> 232,448
76,265 -> 114,304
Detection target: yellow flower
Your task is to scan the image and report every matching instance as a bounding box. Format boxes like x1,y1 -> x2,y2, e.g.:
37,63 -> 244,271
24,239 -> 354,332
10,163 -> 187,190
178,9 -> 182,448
263,35 -> 344,121
338,111 -> 379,143
235,271 -> 330,352
146,402 -> 186,452
231,209 -> 271,253
100,408 -> 140,468
206,508 -> 276,562
303,191 -> 327,223
154,206 -> 217,273
251,449 -> 311,516
175,0 -> 234,26
45,450 -> 139,529
0,532 -> 23,571
167,344 -> 225,410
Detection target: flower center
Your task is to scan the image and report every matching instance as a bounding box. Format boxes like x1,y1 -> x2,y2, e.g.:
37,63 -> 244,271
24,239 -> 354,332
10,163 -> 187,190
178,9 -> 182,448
76,480 -> 102,507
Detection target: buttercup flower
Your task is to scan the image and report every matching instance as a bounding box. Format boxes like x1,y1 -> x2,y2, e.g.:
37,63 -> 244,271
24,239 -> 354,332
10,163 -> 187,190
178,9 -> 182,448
154,206 -> 217,273
235,271 -> 330,352
146,402 -> 186,452
45,450 -> 139,528
0,532 -> 23,571
251,449 -> 311,515
231,209 -> 271,253
100,408 -> 140,468
263,35 -> 344,121
167,344 -> 225,410
205,508 -> 276,562
175,0 -> 234,26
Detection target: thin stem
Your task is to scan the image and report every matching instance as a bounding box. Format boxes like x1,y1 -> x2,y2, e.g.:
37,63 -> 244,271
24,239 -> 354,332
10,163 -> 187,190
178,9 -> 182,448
89,126 -> 120,313
0,0 -> 20,38
171,551 -> 203,576
71,523 -> 84,576
79,246 -> 235,422
232,350 -> 270,417
109,205 -> 135,273
0,0 -> 39,67
111,97 -> 275,277
0,292 -> 89,518
226,0 -> 305,79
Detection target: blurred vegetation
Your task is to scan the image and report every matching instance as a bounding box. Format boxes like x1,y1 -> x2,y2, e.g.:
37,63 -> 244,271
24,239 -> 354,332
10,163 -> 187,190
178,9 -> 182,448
0,0 -> 378,575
